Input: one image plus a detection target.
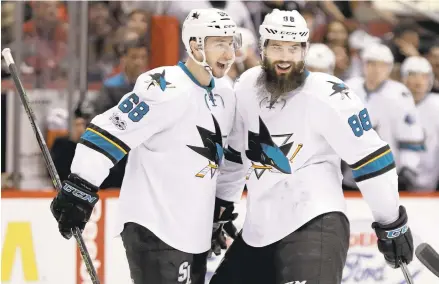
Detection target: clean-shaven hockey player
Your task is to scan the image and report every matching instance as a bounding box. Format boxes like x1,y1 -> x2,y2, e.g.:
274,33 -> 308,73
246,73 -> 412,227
50,8 -> 247,284
305,43 -> 336,74
345,44 -> 425,190
211,9 -> 414,284
401,56 -> 439,191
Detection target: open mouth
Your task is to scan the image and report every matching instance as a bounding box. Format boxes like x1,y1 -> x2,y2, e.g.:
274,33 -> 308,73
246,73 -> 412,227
217,62 -> 226,70
275,63 -> 292,74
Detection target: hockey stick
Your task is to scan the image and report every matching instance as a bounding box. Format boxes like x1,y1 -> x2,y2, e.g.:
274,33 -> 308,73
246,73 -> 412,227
397,238 -> 439,283
1,48 -> 101,284
399,258 -> 414,284
416,243 -> 439,278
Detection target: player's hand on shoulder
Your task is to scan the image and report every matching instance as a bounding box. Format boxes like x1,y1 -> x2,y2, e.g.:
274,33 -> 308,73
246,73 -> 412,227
50,174 -> 99,239
372,206 -> 414,268
210,197 -> 239,256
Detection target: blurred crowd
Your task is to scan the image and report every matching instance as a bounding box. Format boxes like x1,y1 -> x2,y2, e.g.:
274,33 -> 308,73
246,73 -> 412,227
1,0 -> 438,192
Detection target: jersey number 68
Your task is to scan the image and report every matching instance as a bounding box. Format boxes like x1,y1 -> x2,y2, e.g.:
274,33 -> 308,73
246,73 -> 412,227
348,108 -> 372,137
118,93 -> 149,122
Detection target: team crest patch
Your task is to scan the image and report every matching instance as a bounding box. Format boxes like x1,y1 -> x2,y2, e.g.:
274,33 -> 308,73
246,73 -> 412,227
327,81 -> 351,100
145,70 -> 174,91
404,113 -> 416,125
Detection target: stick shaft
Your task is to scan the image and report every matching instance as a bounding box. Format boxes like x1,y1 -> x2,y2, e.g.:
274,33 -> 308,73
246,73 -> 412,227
2,48 -> 100,284
400,259 -> 414,284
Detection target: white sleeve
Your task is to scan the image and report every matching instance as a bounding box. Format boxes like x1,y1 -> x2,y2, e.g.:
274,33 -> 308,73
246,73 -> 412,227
216,95 -> 251,203
310,88 -> 399,224
394,93 -> 425,171
71,71 -> 188,187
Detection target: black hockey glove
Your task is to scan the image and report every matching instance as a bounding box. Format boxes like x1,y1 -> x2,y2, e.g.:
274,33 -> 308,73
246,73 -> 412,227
372,206 -> 414,268
398,167 -> 417,191
50,174 -> 99,240
210,198 -> 238,256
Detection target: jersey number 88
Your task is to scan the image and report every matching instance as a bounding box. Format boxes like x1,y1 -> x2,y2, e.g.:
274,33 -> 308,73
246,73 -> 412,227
118,93 -> 149,122
348,108 -> 372,137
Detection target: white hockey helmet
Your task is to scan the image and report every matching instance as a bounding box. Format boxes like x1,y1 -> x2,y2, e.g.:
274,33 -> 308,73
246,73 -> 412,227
401,56 -> 434,91
259,9 -> 310,57
182,8 -> 241,74
348,30 -> 380,51
305,43 -> 336,74
361,43 -> 394,64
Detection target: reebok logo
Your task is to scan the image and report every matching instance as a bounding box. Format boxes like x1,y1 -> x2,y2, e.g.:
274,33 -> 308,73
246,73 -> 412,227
284,281 -> 307,284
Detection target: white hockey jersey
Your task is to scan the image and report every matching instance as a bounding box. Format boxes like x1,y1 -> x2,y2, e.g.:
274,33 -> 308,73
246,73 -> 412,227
411,93 -> 439,190
216,67 -> 400,247
71,62 -> 236,253
345,77 -> 425,172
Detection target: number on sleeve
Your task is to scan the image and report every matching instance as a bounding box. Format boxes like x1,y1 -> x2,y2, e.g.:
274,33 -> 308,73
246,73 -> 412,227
359,108 -> 372,131
118,93 -> 139,113
348,108 -> 373,137
118,93 -> 149,122
128,102 -> 150,122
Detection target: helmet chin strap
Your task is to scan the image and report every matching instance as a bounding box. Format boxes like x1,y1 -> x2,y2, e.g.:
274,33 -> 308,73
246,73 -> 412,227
193,36 -> 237,79
189,40 -> 214,78
190,50 -> 235,79
222,54 -> 235,76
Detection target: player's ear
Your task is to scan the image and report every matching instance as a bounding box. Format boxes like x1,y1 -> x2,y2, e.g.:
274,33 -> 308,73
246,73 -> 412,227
189,38 -> 203,61
189,39 -> 199,54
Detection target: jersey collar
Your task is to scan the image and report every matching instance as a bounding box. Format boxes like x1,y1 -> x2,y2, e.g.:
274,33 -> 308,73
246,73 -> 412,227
304,69 -> 310,78
177,61 -> 215,92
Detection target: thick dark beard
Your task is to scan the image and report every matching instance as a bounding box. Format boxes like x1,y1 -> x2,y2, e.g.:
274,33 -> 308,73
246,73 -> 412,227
256,58 -> 306,102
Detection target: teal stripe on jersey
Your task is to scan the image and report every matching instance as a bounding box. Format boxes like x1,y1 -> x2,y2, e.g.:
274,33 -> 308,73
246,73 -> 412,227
398,141 -> 425,152
352,151 -> 395,180
80,130 -> 126,162
177,61 -> 215,92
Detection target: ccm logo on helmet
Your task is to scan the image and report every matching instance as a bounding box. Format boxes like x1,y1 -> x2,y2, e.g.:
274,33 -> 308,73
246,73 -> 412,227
264,28 -> 309,37
224,25 -> 236,28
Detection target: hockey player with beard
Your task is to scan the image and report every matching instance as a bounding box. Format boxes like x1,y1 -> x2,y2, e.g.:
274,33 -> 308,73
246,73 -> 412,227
48,8 -> 267,284
210,9 -> 414,284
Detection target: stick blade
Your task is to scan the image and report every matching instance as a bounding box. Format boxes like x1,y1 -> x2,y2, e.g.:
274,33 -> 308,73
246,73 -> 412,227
415,243 -> 439,278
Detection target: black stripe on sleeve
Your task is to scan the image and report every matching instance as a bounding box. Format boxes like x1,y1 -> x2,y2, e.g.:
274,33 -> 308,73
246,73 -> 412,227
349,144 -> 391,169
354,162 -> 396,182
88,123 -> 131,153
